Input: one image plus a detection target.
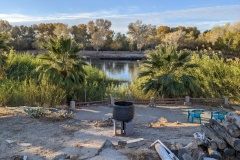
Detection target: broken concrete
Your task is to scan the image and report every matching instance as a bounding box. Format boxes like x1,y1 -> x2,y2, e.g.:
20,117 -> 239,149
127,138 -> 145,148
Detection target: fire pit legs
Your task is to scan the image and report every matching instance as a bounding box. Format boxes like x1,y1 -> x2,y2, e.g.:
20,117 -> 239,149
113,119 -> 134,136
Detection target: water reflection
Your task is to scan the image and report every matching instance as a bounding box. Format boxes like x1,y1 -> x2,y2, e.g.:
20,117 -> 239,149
88,59 -> 139,81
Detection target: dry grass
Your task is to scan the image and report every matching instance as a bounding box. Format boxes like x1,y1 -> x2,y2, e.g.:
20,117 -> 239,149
149,117 -> 198,128
235,110 -> 240,115
56,105 -> 69,110
124,148 -> 160,160
0,107 -> 15,116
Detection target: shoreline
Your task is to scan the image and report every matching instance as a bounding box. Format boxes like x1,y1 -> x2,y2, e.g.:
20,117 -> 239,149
17,50 -> 147,60
80,51 -> 146,60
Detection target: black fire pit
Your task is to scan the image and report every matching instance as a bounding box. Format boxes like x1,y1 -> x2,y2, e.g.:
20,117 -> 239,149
113,101 -> 134,121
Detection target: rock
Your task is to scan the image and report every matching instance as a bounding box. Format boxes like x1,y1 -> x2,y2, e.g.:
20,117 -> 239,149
118,140 -> 127,146
100,139 -> 114,150
52,153 -> 70,160
127,138 -> 145,148
19,143 -> 31,147
6,139 -> 15,144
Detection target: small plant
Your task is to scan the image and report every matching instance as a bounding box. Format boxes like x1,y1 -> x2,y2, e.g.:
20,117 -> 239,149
46,110 -> 75,121
24,107 -> 46,118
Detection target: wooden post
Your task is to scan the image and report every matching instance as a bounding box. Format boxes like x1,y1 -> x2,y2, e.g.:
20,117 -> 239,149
185,96 -> 191,106
70,101 -> 75,111
149,97 -> 155,107
110,96 -> 115,106
224,98 -> 228,105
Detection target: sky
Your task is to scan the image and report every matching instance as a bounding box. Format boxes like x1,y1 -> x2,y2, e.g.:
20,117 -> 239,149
0,0 -> 240,34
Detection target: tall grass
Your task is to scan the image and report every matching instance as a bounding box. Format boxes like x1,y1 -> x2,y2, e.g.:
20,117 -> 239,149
1,49 -> 240,106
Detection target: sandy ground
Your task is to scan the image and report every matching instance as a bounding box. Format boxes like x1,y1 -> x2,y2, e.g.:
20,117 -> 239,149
0,104 -> 228,160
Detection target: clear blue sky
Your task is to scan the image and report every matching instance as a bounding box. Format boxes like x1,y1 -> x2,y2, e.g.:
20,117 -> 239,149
0,0 -> 240,33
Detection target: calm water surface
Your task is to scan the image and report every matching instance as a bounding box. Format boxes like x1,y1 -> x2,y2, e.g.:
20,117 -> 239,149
88,59 -> 139,81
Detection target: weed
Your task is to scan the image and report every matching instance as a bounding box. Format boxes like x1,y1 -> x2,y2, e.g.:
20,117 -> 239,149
24,107 -> 46,118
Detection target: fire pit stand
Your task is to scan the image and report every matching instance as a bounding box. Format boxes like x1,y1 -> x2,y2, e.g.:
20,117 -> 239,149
113,119 -> 134,136
112,101 -> 135,136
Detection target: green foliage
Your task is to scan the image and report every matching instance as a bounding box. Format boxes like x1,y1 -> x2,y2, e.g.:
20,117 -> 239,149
75,65 -> 107,101
6,50 -> 40,80
37,36 -> 87,104
24,107 -> 46,118
0,78 -> 66,107
190,51 -> 240,101
138,44 -> 199,98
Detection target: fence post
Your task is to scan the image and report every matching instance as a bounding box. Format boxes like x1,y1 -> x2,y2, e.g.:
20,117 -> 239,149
184,96 -> 192,106
70,101 -> 76,111
224,98 -> 229,105
111,96 -> 115,106
149,97 -> 156,107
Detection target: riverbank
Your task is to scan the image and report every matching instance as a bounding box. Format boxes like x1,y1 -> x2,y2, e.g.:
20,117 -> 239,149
18,50 -> 146,60
80,51 -> 146,60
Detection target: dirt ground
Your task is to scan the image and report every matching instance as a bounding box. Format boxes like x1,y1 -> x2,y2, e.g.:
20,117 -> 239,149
0,104 -> 230,160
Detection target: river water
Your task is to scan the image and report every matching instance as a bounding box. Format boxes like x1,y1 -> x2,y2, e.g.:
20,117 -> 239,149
88,59 -> 139,82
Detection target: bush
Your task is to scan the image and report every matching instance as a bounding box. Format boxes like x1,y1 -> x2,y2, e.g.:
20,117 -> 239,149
24,107 -> 46,118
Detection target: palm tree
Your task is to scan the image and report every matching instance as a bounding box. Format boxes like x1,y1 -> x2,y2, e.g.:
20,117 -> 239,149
138,44 -> 199,98
37,36 -> 87,105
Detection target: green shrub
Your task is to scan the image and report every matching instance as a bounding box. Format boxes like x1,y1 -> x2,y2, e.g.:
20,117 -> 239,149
24,107 -> 46,118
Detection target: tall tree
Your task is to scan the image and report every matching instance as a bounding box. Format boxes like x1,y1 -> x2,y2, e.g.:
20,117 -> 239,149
156,26 -> 171,41
70,24 -> 89,49
128,20 -> 155,51
32,23 -> 55,49
162,30 -> 186,45
53,23 -> 69,38
138,44 -> 198,98
0,33 -> 9,78
87,19 -> 112,51
10,25 -> 35,50
0,20 -> 12,33
37,36 -> 87,104
111,33 -> 122,53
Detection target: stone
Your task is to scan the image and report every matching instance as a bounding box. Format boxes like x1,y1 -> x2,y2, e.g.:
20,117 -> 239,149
6,139 -> 15,144
52,153 -> 70,160
127,138 -> 145,148
124,121 -> 134,136
19,143 -> 31,147
118,140 -> 127,148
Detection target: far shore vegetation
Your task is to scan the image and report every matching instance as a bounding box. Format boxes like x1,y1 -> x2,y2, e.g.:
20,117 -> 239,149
0,19 -> 240,106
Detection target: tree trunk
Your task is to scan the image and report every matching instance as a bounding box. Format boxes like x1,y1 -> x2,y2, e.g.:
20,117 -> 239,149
208,140 -> 218,151
222,120 -> 240,138
191,146 -> 206,160
207,147 -> 222,160
185,142 -> 206,160
223,147 -> 235,156
177,143 -> 193,160
209,119 -> 240,151
201,123 -> 227,150
225,112 -> 240,129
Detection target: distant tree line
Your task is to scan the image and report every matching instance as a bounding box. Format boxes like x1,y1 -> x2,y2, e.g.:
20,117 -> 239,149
0,19 -> 240,55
